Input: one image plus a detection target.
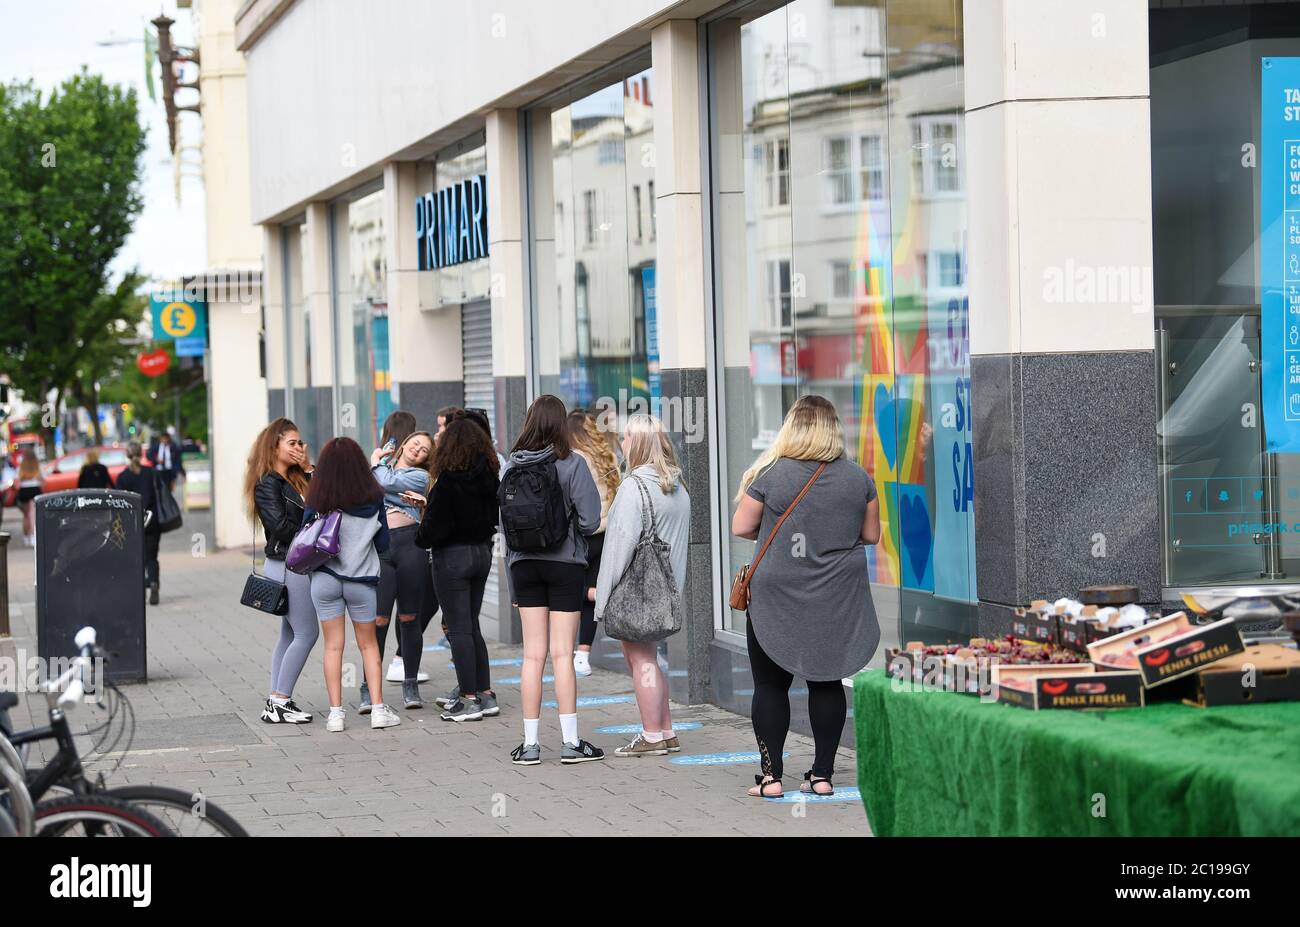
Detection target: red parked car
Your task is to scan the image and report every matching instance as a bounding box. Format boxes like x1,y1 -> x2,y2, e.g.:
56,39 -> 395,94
3,446 -> 151,505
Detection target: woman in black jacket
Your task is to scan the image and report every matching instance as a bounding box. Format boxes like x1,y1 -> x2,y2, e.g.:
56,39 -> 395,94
114,443 -> 162,605
77,449 -> 113,489
416,417 -> 500,722
244,417 -> 317,724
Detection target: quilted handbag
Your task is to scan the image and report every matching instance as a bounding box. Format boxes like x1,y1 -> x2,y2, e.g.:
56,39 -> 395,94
285,510 -> 342,575
602,477 -> 682,643
241,524 -> 288,616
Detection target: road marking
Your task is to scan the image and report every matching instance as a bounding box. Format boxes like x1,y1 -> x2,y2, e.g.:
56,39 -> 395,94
595,722 -> 703,735
670,751 -> 789,766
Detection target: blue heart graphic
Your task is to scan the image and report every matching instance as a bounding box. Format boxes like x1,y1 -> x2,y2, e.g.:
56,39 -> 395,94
874,384 -> 897,471
899,492 -> 932,585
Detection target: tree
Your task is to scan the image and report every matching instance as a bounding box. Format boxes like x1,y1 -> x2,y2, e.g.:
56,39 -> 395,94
100,342 -> 207,443
69,272 -> 148,445
0,71 -> 148,453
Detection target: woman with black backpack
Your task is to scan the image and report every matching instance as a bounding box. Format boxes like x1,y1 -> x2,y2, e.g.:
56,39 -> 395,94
499,395 -> 603,766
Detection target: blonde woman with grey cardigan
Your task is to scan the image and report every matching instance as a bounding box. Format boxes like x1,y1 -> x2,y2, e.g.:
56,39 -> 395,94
594,414 -> 691,758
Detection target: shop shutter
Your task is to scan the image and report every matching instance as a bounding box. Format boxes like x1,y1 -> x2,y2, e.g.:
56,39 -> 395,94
460,299 -> 498,612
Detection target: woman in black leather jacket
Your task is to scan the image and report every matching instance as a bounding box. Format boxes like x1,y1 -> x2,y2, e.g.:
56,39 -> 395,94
244,417 -> 317,724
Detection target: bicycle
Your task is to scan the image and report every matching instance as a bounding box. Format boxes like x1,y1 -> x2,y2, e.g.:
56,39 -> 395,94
1,627 -> 248,837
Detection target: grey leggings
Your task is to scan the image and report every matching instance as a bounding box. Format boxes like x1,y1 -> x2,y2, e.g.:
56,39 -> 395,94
264,558 -> 319,696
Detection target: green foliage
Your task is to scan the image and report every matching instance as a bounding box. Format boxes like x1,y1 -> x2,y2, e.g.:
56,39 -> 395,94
0,71 -> 148,450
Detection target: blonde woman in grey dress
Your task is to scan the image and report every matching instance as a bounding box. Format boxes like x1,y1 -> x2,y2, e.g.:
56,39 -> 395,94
732,395 -> 880,798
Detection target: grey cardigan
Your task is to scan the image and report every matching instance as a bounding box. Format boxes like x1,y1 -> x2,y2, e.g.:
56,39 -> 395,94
594,466 -> 691,621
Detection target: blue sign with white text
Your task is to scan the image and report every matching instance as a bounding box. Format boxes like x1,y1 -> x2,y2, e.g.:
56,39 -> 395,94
1261,57 -> 1300,452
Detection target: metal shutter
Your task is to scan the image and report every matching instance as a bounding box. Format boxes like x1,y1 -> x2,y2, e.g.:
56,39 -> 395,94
460,299 -> 498,611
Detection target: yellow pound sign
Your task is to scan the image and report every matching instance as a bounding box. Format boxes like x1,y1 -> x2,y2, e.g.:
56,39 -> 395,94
161,302 -> 196,337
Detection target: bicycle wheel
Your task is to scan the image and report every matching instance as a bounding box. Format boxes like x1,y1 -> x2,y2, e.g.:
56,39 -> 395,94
0,805 -> 16,838
103,785 -> 249,837
34,795 -> 176,837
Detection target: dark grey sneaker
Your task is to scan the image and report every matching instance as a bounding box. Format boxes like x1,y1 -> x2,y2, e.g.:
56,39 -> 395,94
358,683 -> 372,715
510,742 -> 541,766
403,680 -> 423,710
477,691 -> 499,716
434,685 -> 461,709
440,697 -> 483,722
560,739 -> 605,764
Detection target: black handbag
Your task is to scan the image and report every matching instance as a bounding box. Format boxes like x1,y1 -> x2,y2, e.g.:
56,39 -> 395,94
241,525 -> 288,616
153,470 -> 183,533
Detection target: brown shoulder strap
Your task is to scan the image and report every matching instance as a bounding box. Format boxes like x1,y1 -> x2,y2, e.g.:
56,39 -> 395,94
745,461 -> 826,587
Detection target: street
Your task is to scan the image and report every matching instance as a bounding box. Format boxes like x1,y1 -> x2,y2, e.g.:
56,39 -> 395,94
1,510 -> 869,837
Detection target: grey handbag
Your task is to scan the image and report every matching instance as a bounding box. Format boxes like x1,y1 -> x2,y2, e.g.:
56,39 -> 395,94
602,477 -> 682,643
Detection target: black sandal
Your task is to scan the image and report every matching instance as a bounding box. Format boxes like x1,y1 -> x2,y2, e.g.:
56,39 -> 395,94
801,770 -> 834,796
749,774 -> 783,798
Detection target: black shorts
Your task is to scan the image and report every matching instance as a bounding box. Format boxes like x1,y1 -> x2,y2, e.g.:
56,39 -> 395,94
510,560 -> 587,612
16,486 -> 40,505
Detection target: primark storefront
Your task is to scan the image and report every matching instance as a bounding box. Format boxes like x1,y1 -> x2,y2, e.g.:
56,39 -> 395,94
237,0 -> 1300,725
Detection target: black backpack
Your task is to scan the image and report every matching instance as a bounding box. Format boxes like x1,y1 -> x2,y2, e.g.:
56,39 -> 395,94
498,458 -> 570,552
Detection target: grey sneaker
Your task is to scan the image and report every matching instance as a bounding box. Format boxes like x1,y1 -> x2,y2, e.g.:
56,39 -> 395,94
510,742 -> 541,766
434,685 -> 461,709
403,680 -> 423,710
561,739 -> 606,764
477,691 -> 499,716
440,697 -> 483,722
358,683 -> 372,715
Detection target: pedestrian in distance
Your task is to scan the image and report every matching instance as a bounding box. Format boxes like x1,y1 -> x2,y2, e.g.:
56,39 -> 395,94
416,417 -> 501,722
731,395 -> 880,798
375,410 -> 437,686
113,442 -> 163,606
567,409 -> 620,678
149,432 -> 182,490
499,394 -> 605,766
15,449 -> 40,546
594,414 -> 691,758
245,417 -> 317,724
76,449 -> 112,489
368,429 -> 436,711
303,437 -> 399,732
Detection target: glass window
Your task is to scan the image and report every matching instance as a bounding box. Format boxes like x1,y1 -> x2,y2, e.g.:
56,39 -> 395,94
709,0 -> 973,654
529,64 -> 655,413
330,188 -> 389,448
282,218 -> 321,451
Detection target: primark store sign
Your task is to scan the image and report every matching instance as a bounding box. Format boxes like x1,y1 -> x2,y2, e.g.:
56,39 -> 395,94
416,174 -> 488,270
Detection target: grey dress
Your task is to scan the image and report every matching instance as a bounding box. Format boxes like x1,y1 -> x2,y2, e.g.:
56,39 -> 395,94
744,456 -> 880,681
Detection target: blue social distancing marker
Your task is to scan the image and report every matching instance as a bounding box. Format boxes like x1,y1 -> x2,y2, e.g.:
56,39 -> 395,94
450,657 -> 524,667
668,669 -> 687,678
423,643 -> 450,652
732,688 -> 807,698
494,675 -> 553,685
594,721 -> 703,735
764,787 -> 862,804
542,694 -> 636,708
670,751 -> 789,767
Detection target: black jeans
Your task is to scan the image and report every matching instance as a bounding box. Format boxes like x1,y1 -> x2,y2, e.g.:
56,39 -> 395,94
376,524 -> 437,679
144,531 -> 160,587
746,619 -> 845,781
577,531 -> 605,647
431,543 -> 492,695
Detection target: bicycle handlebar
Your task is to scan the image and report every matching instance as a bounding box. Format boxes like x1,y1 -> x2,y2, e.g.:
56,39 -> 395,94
44,626 -> 99,712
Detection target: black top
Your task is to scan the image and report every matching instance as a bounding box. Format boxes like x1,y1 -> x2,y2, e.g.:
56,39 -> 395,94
416,456 -> 499,550
114,466 -> 161,534
253,471 -> 307,560
77,463 -> 112,489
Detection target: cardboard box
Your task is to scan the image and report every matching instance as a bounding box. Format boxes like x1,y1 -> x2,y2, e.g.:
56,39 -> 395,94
992,663 -> 1144,710
1011,604 -> 1061,645
1185,644 -> 1300,707
1087,612 -> 1244,688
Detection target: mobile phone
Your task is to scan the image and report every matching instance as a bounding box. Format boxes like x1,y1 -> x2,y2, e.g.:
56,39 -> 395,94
383,438 -> 397,453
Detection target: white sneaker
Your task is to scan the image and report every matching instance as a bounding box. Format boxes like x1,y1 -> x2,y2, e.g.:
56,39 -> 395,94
326,708 -> 345,733
371,704 -> 401,730
573,651 -> 592,677
386,657 -> 429,684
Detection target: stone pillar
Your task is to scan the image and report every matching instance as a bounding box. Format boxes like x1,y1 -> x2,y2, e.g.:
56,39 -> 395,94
651,19 -> 713,705
303,202 -> 336,437
965,0 -> 1161,629
262,223 -> 287,423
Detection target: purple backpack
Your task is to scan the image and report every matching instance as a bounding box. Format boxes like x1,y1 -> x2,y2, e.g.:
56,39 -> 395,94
285,510 -> 342,575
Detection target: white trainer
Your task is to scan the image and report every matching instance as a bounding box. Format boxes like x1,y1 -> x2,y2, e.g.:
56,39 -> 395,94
573,651 -> 592,678
326,708 -> 345,733
371,704 -> 401,730
386,657 -> 429,683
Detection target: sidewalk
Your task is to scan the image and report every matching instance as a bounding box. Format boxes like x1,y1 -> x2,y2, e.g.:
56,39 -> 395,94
1,510 -> 869,836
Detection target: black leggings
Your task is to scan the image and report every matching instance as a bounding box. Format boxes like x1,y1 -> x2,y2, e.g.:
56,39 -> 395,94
431,543 -> 492,695
577,531 -> 605,647
376,524 -> 438,679
746,619 -> 845,781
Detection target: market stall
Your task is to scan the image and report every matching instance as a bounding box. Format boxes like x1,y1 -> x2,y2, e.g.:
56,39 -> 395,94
854,588 -> 1300,836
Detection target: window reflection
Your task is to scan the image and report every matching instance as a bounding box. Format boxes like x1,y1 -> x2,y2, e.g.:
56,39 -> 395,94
330,189 -> 389,448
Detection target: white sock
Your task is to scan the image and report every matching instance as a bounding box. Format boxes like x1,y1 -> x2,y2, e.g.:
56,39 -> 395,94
390,656 -> 403,666
270,696 -> 289,707
523,717 -> 540,746
663,728 -> 676,739
559,712 -> 578,745
329,706 -> 344,715
642,730 -> 663,743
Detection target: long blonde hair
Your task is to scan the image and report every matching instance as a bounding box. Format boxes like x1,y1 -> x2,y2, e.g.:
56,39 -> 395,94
243,417 -> 310,517
735,395 -> 844,502
623,414 -> 682,494
18,449 -> 40,480
567,411 -> 620,496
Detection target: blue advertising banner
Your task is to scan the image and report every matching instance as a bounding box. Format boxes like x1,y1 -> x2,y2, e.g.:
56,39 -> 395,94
174,336 -> 205,357
928,296 -> 977,603
1261,57 -> 1300,452
642,266 -> 661,402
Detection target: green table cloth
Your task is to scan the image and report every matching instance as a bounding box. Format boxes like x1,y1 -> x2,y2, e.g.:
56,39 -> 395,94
853,670 -> 1300,836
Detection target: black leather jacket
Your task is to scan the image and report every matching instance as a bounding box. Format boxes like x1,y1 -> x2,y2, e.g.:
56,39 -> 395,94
254,471 -> 306,560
